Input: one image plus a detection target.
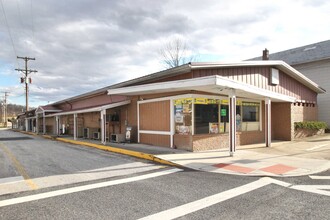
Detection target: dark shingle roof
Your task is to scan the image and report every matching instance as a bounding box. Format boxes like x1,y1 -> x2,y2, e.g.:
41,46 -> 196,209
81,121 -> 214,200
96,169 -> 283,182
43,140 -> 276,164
248,40 -> 330,65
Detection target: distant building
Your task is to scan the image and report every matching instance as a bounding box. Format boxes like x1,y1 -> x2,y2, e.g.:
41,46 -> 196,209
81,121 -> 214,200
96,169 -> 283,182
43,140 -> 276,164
249,40 -> 330,126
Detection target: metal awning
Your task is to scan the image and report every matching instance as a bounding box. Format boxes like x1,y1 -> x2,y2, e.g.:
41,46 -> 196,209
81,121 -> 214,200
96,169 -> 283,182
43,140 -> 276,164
107,75 -> 296,102
45,100 -> 131,117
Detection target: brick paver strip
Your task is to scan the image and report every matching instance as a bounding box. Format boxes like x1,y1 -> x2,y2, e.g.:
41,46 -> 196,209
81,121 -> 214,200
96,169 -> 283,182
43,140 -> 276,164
213,163 -> 255,174
260,164 -> 297,175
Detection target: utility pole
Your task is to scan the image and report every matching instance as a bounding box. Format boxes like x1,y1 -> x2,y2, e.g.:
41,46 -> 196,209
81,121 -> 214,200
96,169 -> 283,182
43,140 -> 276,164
3,92 -> 9,127
15,56 -> 37,113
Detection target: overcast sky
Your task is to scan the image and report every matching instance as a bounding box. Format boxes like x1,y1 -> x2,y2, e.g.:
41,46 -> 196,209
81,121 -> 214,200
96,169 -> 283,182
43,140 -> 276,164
0,0 -> 329,108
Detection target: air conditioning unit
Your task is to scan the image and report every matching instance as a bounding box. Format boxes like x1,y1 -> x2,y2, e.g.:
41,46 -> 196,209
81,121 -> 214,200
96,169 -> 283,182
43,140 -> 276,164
93,132 -> 100,140
83,128 -> 89,138
110,134 -> 125,143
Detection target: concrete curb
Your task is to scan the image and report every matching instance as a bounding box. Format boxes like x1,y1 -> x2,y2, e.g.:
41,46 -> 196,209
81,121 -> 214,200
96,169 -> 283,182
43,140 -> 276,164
14,129 -> 181,167
55,137 -> 181,168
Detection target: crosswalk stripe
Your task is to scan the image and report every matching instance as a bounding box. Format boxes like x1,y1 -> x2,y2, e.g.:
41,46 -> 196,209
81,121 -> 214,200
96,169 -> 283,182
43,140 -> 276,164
309,175 -> 330,180
0,176 -> 24,185
139,177 -> 289,220
0,168 -> 182,208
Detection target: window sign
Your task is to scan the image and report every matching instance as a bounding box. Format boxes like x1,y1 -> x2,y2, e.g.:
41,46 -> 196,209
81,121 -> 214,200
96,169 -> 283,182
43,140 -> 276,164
209,123 -> 219,134
194,98 -> 220,105
221,109 -> 227,116
194,98 -> 208,104
221,100 -> 241,105
174,98 -> 192,135
175,98 -> 193,105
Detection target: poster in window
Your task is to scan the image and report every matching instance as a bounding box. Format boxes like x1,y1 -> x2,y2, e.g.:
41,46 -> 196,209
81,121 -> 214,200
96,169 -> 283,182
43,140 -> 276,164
175,105 -> 183,114
176,125 -> 190,135
209,123 -> 219,134
183,104 -> 191,113
175,115 -> 184,123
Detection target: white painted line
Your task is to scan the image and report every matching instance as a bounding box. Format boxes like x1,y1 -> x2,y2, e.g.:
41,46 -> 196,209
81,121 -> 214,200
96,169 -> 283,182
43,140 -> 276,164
291,185 -> 330,196
0,168 -> 182,208
0,176 -> 24,185
139,177 -> 289,220
306,144 -> 328,151
309,175 -> 330,180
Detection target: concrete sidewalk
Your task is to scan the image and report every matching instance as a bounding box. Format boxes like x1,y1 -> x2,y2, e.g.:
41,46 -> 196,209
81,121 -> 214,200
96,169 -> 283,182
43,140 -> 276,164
16,129 -> 330,177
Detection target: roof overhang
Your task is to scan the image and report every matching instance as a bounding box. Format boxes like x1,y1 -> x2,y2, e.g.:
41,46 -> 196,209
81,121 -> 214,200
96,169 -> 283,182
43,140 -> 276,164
45,100 -> 131,117
107,75 -> 296,102
108,61 -> 325,94
35,106 -> 62,114
189,61 -> 325,94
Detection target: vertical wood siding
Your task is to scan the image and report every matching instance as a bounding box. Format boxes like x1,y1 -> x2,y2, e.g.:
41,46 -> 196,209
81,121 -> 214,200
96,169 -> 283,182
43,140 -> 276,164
191,67 -> 317,102
139,100 -> 170,131
140,133 -> 170,147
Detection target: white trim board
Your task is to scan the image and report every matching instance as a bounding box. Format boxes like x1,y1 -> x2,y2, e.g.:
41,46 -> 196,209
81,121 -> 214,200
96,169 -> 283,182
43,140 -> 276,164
109,75 -> 296,102
45,100 -> 131,117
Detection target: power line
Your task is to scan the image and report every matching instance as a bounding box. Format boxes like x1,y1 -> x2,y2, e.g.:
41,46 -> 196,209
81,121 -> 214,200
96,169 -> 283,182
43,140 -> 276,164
0,0 -> 20,68
16,0 -> 24,28
30,0 -> 35,44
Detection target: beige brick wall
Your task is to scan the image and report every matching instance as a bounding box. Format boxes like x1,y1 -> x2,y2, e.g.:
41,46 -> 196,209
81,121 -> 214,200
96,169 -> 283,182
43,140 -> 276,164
173,131 -> 264,152
291,103 -> 318,140
173,134 -> 193,151
192,134 -> 229,151
272,102 -> 292,141
239,131 -> 264,145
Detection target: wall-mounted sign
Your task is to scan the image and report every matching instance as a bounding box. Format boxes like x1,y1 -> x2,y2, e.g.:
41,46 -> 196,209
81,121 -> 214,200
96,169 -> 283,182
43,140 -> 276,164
194,98 -> 220,105
195,98 -> 207,104
221,100 -> 241,105
174,98 -> 193,106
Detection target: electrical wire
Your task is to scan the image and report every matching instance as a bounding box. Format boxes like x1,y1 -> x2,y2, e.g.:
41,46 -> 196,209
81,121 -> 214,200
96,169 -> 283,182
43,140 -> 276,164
0,0 -> 20,68
30,0 -> 34,41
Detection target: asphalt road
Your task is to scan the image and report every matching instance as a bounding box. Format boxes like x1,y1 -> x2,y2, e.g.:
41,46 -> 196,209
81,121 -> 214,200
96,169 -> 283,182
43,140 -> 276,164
0,129 -> 329,219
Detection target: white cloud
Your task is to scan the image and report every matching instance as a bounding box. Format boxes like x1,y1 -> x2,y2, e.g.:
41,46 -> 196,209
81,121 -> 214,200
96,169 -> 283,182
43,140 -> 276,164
0,0 -> 329,107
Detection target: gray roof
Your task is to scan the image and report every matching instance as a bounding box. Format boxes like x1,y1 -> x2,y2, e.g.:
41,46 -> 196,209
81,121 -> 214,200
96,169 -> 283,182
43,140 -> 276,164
248,40 -> 330,65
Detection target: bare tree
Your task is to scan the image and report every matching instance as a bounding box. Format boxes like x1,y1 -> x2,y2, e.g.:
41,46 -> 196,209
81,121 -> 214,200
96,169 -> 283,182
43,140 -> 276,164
159,37 -> 197,69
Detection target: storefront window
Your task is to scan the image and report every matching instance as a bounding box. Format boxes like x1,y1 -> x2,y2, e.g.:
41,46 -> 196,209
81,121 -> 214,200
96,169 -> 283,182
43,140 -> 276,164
220,100 -> 241,132
241,102 -> 260,131
242,102 -> 260,122
174,98 -> 260,134
174,98 -> 192,135
195,103 -> 219,134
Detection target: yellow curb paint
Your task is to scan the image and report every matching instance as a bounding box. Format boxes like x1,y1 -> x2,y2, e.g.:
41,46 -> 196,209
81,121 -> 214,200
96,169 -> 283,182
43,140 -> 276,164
56,138 -> 179,167
14,130 -> 179,167
0,143 -> 38,190
42,135 -> 53,139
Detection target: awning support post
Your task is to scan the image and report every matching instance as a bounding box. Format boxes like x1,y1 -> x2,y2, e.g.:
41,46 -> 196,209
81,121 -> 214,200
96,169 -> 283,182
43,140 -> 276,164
265,97 -> 271,147
43,112 -> 46,134
100,109 -> 106,144
36,116 -> 39,134
25,119 -> 28,132
229,89 -> 236,157
73,113 -> 77,140
56,116 -> 59,136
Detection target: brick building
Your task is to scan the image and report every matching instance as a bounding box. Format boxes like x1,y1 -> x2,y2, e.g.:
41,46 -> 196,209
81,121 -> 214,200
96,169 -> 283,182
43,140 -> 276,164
19,61 -> 325,152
